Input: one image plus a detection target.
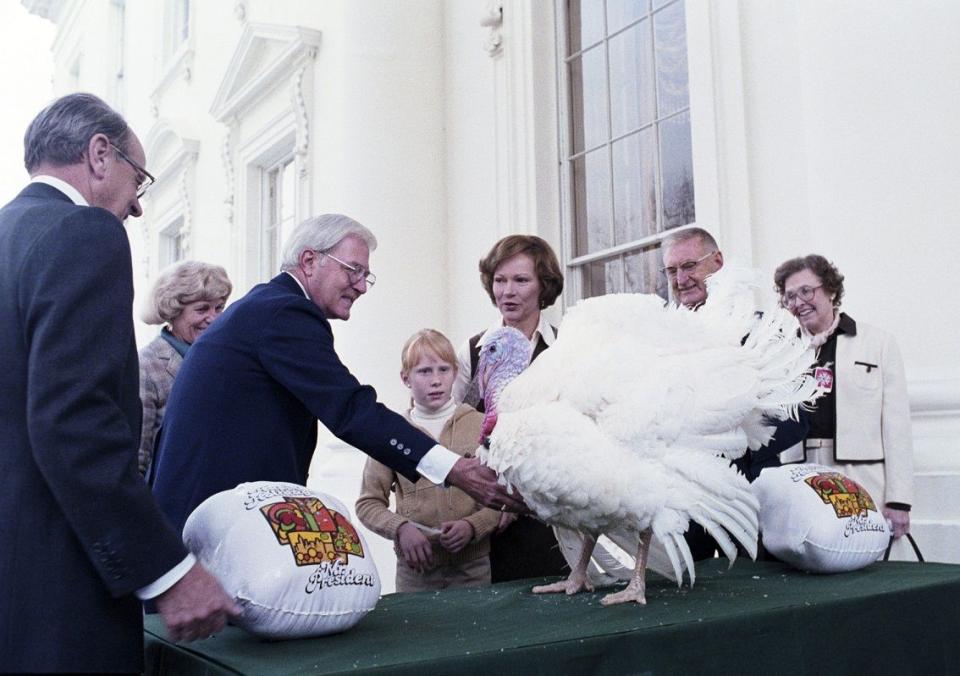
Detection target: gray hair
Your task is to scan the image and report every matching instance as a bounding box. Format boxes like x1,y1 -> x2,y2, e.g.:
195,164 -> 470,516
141,260 -> 233,325
24,93 -> 131,173
279,214 -> 378,272
661,227 -> 720,256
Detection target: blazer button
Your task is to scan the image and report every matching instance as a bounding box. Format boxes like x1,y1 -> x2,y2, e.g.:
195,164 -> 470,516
396,443 -> 404,450
389,439 -> 397,446
403,449 -> 411,456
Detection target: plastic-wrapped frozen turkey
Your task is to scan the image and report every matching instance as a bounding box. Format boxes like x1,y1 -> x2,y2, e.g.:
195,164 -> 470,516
752,464 -> 889,573
183,481 -> 380,639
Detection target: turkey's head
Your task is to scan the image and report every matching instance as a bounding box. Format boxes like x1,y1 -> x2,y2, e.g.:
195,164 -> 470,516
476,326 -> 533,441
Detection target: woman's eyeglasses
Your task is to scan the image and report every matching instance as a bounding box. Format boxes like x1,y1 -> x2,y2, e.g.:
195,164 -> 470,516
782,285 -> 822,306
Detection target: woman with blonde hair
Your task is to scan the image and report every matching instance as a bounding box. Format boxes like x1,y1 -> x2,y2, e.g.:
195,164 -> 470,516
138,261 -> 232,477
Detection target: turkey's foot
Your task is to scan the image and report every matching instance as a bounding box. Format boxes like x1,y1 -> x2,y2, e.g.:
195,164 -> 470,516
532,573 -> 594,596
600,579 -> 647,606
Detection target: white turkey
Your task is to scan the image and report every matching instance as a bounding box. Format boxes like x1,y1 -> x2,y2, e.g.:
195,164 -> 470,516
475,265 -> 818,605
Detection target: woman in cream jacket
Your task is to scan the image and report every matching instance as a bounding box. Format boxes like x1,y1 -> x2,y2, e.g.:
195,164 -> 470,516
774,254 -> 913,541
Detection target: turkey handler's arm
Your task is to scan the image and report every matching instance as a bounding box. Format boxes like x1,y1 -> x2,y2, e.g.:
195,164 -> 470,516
442,455 -> 528,513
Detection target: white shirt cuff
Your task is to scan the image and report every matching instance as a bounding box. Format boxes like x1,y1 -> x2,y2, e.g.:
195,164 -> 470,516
135,553 -> 196,600
417,444 -> 461,485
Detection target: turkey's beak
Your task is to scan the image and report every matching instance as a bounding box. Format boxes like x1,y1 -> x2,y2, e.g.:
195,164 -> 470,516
477,364 -> 488,399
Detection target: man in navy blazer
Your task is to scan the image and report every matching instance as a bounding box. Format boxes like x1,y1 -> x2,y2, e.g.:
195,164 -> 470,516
0,94 -> 238,672
152,214 -> 524,535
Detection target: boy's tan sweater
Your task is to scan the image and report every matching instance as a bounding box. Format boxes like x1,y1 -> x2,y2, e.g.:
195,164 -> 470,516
356,404 -> 501,566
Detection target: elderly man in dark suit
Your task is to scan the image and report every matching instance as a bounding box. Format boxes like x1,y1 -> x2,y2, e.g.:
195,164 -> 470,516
152,213 -> 525,535
661,227 -> 808,561
0,93 -> 238,673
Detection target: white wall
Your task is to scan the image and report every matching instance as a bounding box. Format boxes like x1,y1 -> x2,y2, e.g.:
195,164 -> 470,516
740,0 -> 960,387
738,0 -> 960,559
444,1 -> 502,346
444,0 -> 564,346
309,1 -> 448,413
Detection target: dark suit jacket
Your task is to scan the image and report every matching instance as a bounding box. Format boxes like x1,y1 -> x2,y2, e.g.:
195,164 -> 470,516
0,182 -> 188,672
152,272 -> 439,535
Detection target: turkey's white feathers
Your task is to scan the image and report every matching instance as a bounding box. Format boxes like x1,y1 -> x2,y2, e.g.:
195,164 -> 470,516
478,264 -> 818,590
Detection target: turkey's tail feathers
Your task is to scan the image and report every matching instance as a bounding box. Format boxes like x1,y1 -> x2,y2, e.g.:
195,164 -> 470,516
653,450 -> 760,581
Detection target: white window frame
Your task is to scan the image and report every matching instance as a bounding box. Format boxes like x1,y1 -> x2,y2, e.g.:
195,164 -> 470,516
210,23 -> 320,291
259,153 -> 297,282
236,115 -> 298,287
555,0 -> 751,303
109,0 -> 126,110
159,216 -> 185,268
163,0 -> 190,64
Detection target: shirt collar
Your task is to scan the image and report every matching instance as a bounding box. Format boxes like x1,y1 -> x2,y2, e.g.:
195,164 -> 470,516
837,311 -> 857,336
31,175 -> 88,206
477,313 -> 556,348
283,271 -> 309,298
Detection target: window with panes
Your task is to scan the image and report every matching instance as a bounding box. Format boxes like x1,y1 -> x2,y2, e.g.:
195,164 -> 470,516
260,156 -> 296,281
559,0 -> 695,300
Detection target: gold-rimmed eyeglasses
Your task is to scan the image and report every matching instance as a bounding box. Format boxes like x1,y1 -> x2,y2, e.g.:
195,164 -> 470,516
110,143 -> 156,199
660,251 -> 716,279
317,250 -> 377,287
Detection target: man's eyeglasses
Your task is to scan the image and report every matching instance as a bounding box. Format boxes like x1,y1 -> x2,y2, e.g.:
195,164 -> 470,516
660,251 -> 716,279
318,250 -> 377,287
781,284 -> 822,306
110,143 -> 156,199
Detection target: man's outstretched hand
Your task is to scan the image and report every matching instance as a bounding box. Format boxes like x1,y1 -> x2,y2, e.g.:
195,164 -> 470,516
446,456 -> 529,513
154,562 -> 242,642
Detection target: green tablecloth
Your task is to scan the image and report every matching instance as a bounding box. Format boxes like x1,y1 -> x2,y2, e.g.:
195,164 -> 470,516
144,559 -> 960,675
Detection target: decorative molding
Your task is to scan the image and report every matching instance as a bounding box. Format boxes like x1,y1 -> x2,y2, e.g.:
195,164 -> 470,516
142,121 -> 199,267
211,23 -> 319,291
210,23 -> 321,122
139,222 -> 150,278
21,0 -> 64,21
27,0 -> 84,61
151,46 -> 195,118
686,0 -> 753,262
291,64 -> 309,175
221,132 -> 235,224
234,1 -> 247,22
910,378 -> 960,417
492,0 -> 557,240
177,170 -> 192,256
480,1 -> 504,56
144,121 -> 199,186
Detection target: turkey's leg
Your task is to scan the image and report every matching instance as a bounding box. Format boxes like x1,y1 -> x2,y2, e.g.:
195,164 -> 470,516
600,528 -> 653,605
532,533 -> 597,595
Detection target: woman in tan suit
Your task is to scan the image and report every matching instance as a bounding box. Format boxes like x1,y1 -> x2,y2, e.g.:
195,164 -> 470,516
138,261 -> 232,477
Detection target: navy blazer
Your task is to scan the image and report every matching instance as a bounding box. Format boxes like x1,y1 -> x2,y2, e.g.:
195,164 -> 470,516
0,183 -> 188,672
152,272 -> 439,534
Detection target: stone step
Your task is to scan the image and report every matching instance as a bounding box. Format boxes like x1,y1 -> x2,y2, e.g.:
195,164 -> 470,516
896,519 -> 960,564
911,471 -> 960,520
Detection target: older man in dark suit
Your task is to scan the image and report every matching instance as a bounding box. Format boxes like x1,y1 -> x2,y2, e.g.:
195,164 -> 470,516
661,227 -> 808,561
152,213 -> 525,536
0,93 -> 238,673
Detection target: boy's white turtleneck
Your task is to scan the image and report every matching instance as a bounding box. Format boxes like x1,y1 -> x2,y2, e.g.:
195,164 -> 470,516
410,398 -> 457,440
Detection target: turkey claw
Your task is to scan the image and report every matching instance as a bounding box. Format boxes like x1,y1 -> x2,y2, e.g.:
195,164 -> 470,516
532,576 -> 593,596
600,586 -> 647,606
